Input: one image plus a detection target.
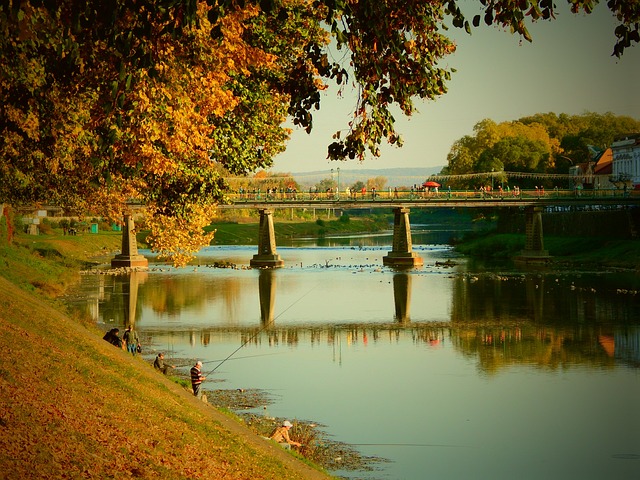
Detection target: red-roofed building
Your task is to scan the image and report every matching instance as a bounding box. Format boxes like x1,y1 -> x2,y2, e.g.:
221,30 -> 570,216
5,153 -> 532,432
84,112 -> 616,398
593,148 -> 614,189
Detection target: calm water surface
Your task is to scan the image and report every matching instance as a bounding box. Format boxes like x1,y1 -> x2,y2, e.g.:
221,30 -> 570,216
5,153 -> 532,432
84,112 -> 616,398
69,234 -> 640,480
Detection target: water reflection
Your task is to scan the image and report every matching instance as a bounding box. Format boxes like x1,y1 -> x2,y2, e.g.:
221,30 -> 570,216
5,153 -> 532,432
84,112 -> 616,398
70,247 -> 640,480
258,269 -> 276,326
393,272 -> 411,322
450,272 -> 640,326
86,271 -> 148,327
73,267 -> 640,370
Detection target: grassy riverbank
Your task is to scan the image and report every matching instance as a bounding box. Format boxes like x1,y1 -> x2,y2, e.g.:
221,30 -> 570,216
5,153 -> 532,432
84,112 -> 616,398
454,231 -> 640,269
205,213 -> 389,245
0,227 -> 334,480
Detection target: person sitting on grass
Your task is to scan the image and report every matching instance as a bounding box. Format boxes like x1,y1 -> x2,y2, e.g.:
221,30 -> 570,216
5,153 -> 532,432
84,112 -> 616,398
269,420 -> 302,450
102,328 -> 122,348
153,353 -> 175,375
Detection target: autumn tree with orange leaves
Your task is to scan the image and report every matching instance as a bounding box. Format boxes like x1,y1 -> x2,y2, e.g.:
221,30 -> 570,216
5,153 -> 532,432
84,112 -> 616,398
0,0 -> 637,264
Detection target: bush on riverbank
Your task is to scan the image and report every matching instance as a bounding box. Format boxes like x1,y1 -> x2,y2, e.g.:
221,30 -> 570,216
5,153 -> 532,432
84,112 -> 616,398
454,231 -> 640,269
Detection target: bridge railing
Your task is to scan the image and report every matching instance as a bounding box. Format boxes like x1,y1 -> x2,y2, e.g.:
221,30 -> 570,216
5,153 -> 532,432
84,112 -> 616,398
226,187 -> 635,204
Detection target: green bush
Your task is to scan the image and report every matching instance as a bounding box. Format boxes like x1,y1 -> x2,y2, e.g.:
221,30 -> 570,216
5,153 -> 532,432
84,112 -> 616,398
39,222 -> 54,235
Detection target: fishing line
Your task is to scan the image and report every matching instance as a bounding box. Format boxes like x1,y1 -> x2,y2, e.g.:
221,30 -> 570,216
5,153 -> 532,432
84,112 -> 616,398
204,283 -> 318,376
200,352 -> 285,364
175,352 -> 284,368
350,443 -> 471,448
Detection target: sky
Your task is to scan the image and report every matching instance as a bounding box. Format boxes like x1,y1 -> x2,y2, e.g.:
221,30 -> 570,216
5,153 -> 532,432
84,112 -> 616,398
270,3 -> 639,174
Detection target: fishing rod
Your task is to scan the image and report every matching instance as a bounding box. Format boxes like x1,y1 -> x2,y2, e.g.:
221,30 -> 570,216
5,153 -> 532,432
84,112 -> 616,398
204,283 -> 318,376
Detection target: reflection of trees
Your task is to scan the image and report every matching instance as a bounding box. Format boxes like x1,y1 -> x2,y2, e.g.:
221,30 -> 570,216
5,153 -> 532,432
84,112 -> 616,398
448,273 -> 640,371
138,274 -> 245,321
451,272 -> 640,325
449,325 -> 626,375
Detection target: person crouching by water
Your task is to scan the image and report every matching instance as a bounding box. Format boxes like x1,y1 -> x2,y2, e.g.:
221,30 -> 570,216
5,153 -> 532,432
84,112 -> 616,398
153,353 -> 175,375
269,420 -> 302,450
102,328 -> 122,348
190,361 -> 206,398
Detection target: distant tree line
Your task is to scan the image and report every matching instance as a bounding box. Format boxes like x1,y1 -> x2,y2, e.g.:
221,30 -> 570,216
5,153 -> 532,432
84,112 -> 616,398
440,112 -> 640,189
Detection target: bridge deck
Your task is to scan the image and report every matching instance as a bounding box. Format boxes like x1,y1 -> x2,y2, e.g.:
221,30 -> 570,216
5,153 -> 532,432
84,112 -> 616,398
220,190 -> 640,209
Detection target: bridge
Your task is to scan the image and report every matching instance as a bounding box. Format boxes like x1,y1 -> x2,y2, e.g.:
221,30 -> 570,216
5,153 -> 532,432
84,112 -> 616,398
220,188 -> 636,209
114,188 -> 640,269
218,188 -> 640,268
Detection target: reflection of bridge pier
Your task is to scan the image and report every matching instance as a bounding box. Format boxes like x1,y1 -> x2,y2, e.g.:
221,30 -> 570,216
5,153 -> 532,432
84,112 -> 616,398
117,271 -> 147,328
250,209 -> 284,268
393,273 -> 411,322
258,269 -> 276,326
383,207 -> 424,267
515,206 -> 551,264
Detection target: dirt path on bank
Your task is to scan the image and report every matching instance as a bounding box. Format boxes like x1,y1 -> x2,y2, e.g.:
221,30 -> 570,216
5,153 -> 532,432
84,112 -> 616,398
0,276 -> 334,480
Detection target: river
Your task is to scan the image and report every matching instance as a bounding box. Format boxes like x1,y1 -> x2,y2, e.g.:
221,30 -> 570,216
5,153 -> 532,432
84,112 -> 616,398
68,230 -> 640,480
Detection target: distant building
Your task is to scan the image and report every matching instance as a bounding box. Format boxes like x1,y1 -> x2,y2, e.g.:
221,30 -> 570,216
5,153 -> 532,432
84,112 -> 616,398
593,148 -> 614,189
569,145 -> 610,189
569,161 -> 594,189
611,133 -> 640,189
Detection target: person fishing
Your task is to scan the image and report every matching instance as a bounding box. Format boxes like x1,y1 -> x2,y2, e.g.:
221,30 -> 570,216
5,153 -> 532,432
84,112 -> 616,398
269,420 -> 302,450
153,353 -> 175,375
190,361 -> 206,398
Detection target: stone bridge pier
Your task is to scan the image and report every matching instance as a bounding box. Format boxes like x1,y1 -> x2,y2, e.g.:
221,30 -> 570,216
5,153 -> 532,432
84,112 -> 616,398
250,209 -> 284,268
515,206 -> 551,264
383,207 -> 424,268
111,214 -> 148,268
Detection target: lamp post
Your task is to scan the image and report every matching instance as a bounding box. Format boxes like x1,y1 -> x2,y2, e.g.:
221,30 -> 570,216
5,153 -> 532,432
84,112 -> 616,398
560,155 -> 575,190
331,168 -> 335,199
337,167 -> 341,200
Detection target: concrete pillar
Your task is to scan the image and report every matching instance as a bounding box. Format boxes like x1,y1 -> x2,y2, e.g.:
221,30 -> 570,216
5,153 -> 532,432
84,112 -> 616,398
383,207 -> 423,267
250,209 -> 284,268
111,214 -> 148,268
515,206 -> 550,264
